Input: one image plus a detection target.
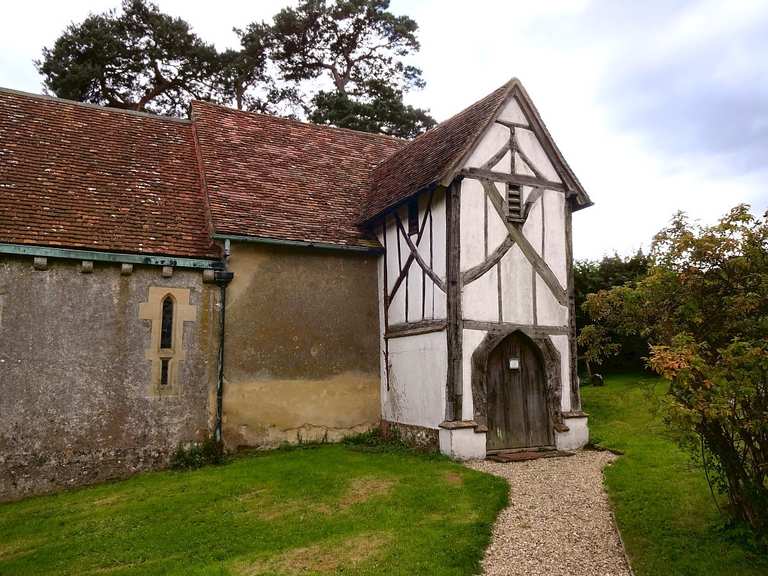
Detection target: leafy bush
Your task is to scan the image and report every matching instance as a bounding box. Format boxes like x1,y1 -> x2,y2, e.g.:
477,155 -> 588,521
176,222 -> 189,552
582,205 -> 768,538
170,436 -> 225,470
574,251 -> 650,373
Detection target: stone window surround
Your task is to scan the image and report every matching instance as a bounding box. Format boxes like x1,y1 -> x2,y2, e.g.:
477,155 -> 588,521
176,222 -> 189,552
139,286 -> 196,396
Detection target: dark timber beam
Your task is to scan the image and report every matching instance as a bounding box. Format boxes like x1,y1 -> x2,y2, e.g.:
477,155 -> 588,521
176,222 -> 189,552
445,179 -> 463,421
495,119 -> 530,130
565,203 -> 581,411
480,142 -> 511,171
462,236 -> 515,286
463,320 -> 569,335
394,213 -> 447,293
461,167 -> 566,193
385,319 -> 447,339
481,179 -> 569,307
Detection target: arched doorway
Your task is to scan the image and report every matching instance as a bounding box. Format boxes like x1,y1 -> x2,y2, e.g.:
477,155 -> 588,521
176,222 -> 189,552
486,331 -> 554,451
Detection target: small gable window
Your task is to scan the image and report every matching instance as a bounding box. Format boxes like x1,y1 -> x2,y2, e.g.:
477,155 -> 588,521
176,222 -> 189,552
507,184 -> 524,222
407,199 -> 419,235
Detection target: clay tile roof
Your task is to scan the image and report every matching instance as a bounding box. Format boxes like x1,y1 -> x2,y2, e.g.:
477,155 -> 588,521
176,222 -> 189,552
191,101 -> 405,249
0,89 -> 218,259
362,80 -> 514,222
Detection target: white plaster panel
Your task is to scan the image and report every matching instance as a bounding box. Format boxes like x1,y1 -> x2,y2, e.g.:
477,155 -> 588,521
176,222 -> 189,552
498,96 -> 528,125
422,277 -> 435,321
460,178 -> 485,272
521,185 -> 534,205
388,283 -> 406,325
461,328 -> 487,421
536,276 -> 568,326
516,128 -> 561,182
486,184 -> 508,256
384,215 -> 400,293
522,195 -> 543,258
431,187 -> 447,281
382,213 -> 406,325
433,285 -> 447,319
383,331 -> 447,428
406,255 -> 423,322
500,245 -> 534,325
492,150 -> 512,173
514,151 -> 536,177
543,189 -> 568,288
464,123 -> 509,168
462,265 -> 498,322
550,334 -> 572,413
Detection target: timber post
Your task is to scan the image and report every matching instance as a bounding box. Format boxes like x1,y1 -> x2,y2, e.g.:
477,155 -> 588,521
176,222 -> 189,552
446,178 -> 463,421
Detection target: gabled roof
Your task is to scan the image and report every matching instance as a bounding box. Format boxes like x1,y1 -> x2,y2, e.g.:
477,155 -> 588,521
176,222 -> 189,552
0,88 -> 218,259
362,78 -> 591,223
191,101 -> 405,249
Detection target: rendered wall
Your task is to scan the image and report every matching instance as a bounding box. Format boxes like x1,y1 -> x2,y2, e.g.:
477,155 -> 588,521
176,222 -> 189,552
0,256 -> 217,501
223,242 -> 381,448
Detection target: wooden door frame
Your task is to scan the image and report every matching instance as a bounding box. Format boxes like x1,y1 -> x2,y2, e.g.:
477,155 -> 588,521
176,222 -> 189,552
471,327 -> 568,438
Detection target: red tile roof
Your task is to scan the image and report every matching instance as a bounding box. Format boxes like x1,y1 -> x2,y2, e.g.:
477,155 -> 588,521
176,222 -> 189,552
191,101 -> 405,248
362,80 -> 513,222
0,89 -> 218,259
0,80 -> 589,258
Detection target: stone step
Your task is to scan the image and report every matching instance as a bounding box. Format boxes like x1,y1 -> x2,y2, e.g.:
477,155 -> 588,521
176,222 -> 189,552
486,449 -> 575,463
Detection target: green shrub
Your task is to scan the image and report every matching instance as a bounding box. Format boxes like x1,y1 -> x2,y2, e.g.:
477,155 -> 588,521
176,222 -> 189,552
582,205 -> 768,539
170,437 -> 225,470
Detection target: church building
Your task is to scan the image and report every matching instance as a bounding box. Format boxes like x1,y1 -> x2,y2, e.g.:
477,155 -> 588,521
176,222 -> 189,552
0,78 -> 592,500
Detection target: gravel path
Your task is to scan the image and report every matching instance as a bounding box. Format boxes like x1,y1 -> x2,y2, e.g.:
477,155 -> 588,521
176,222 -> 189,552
468,450 -> 632,576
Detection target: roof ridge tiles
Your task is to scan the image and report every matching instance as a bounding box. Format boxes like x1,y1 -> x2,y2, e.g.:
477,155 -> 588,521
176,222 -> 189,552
0,86 -> 192,124
190,99 -> 406,145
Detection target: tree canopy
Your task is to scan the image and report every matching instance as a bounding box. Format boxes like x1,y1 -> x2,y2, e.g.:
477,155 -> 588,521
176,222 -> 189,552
582,205 -> 768,537
37,0 -> 219,116
37,0 -> 434,136
271,0 -> 435,137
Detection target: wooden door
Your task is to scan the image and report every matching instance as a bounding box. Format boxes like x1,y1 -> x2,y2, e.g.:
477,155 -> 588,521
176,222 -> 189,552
486,332 -> 553,451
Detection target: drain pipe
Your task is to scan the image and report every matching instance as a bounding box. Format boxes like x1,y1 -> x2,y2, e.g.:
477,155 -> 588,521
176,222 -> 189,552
214,239 -> 233,443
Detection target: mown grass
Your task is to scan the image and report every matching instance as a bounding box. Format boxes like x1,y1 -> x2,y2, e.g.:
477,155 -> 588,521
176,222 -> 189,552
582,373 -> 768,576
0,443 -> 508,575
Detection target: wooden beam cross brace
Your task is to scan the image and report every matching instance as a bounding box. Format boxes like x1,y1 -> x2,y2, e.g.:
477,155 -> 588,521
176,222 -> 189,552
481,179 -> 568,306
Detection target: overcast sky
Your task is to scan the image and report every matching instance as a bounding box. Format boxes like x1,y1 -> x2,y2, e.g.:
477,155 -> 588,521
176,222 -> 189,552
1,0 -> 766,259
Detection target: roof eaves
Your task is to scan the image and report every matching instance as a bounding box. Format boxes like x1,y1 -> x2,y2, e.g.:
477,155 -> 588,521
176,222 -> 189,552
437,77 -> 521,188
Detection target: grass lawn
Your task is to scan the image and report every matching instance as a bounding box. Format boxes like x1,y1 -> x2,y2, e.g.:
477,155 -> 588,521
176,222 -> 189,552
582,373 -> 768,576
0,444 -> 507,576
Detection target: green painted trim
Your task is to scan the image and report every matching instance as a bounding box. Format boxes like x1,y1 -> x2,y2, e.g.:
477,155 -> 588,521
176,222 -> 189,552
213,234 -> 383,253
0,243 -> 220,269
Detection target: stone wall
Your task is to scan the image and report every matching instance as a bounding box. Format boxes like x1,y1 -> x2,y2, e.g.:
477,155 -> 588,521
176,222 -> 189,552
222,242 -> 381,448
381,420 -> 439,450
0,256 -> 218,501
